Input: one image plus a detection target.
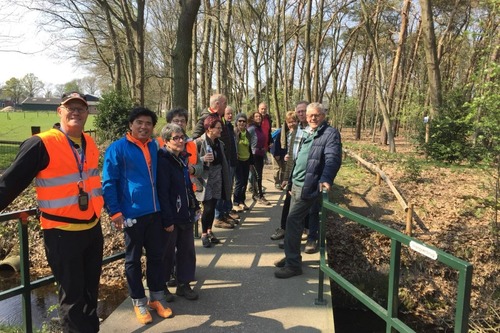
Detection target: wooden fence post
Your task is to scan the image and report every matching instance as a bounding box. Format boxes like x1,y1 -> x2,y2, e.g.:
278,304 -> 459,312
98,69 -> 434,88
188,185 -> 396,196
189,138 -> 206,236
406,203 -> 414,236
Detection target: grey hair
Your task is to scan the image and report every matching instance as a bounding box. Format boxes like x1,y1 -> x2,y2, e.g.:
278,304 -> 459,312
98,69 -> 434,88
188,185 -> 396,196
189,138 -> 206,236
161,123 -> 184,142
209,93 -> 226,108
306,102 -> 326,114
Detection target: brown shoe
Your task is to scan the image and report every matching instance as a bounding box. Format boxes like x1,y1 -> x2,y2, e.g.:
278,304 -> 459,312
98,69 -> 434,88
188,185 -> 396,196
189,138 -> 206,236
257,196 -> 271,206
228,211 -> 240,219
213,218 -> 234,229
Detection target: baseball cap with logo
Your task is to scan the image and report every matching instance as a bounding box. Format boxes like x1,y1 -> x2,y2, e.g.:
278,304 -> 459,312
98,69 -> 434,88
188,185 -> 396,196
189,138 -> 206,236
61,91 -> 88,106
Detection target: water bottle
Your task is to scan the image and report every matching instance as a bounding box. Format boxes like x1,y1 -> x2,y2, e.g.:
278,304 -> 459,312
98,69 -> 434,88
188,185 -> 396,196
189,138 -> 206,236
205,145 -> 213,166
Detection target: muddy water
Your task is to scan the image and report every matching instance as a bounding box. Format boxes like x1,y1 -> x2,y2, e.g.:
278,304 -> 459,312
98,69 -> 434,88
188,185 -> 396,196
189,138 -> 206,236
0,269 -> 128,330
0,270 -> 59,329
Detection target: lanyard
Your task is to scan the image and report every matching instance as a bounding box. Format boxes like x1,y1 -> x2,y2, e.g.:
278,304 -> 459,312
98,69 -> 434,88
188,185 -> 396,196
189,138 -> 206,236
60,129 -> 86,180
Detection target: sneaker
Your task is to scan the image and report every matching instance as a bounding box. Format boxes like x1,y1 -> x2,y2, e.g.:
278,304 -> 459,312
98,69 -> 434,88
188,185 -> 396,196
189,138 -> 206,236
239,203 -> 250,211
208,231 -> 220,244
134,304 -> 152,324
274,266 -> 303,279
214,218 -> 234,229
274,257 -> 286,268
233,204 -> 244,213
270,228 -> 285,240
304,239 -> 319,254
176,283 -> 199,300
257,196 -> 271,206
148,299 -> 173,318
201,235 -> 212,248
164,287 -> 175,302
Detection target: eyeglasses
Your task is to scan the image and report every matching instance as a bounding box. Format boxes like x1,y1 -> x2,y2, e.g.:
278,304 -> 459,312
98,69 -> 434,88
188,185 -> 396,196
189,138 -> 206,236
170,135 -> 185,142
172,118 -> 187,125
62,106 -> 88,113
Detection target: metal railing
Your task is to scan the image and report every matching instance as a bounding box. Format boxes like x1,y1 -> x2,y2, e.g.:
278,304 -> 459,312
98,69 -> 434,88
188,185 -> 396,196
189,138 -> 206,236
0,209 -> 125,333
316,192 -> 473,333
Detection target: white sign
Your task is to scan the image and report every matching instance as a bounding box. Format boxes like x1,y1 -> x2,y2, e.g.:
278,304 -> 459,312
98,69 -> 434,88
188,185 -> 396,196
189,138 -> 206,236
409,241 -> 438,260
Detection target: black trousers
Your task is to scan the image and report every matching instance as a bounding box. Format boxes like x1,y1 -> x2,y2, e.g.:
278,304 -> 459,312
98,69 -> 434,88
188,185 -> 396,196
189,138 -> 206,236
43,222 -> 103,333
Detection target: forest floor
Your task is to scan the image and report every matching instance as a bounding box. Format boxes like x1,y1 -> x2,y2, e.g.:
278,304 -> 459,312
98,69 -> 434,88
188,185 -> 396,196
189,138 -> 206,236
326,129 -> 499,332
0,129 -> 498,332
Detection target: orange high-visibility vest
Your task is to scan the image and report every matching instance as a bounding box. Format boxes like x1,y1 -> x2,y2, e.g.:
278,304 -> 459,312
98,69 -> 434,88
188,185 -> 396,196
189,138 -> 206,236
35,129 -> 103,229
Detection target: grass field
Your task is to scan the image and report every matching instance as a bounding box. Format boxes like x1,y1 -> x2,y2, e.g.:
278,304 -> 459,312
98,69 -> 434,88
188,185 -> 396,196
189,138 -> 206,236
0,111 -> 97,141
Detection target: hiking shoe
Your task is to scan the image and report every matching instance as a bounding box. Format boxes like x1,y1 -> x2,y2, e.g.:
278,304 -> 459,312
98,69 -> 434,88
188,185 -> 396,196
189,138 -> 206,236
176,283 -> 199,300
228,211 -> 240,219
304,240 -> 319,254
233,204 -> 244,213
274,257 -> 286,268
134,305 -> 152,324
166,273 -> 177,287
164,287 -> 175,302
201,235 -> 212,248
208,231 -> 220,244
274,266 -> 303,279
257,196 -> 271,206
225,214 -> 239,225
148,299 -> 173,318
270,228 -> 285,240
239,203 -> 250,211
214,218 -> 234,229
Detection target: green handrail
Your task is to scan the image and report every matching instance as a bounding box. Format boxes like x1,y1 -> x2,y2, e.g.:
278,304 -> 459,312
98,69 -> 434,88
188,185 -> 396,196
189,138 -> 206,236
0,209 -> 125,333
316,193 -> 473,333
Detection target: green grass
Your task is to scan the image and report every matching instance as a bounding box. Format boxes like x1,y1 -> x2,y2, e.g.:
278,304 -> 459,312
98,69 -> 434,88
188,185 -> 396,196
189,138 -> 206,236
0,111 -> 96,141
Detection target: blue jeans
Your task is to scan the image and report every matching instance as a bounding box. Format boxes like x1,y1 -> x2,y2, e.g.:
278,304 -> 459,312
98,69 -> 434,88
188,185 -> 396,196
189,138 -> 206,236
284,184 -> 322,268
215,166 -> 235,218
124,212 -> 167,299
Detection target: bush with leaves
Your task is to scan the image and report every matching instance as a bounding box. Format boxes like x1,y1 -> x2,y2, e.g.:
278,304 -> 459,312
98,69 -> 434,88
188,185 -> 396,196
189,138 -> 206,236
93,90 -> 133,145
418,89 -> 474,163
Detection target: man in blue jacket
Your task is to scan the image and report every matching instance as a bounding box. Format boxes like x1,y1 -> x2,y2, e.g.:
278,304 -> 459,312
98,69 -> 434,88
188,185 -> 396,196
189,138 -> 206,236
102,107 -> 173,324
274,102 -> 342,279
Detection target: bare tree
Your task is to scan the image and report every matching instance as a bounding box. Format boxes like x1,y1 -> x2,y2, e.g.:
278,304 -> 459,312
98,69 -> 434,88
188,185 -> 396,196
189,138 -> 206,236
172,0 -> 201,108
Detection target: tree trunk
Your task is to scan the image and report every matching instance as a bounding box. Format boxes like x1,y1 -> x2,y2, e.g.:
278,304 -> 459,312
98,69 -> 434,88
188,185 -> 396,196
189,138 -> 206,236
303,0 -> 312,102
419,0 -> 442,117
173,0 -> 201,109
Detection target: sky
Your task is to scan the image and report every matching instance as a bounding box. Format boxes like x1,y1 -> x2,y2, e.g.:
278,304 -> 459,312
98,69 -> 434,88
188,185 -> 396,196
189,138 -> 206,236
0,3 -> 88,88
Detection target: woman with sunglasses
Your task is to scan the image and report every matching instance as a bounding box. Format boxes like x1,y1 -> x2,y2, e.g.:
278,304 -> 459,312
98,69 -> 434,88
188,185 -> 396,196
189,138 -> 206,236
232,113 -> 254,212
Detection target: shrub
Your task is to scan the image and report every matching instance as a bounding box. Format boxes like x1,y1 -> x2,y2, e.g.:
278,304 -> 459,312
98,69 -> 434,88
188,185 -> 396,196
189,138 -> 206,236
93,90 -> 133,144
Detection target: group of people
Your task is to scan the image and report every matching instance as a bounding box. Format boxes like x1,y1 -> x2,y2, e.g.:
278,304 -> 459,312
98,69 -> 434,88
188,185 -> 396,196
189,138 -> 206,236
0,91 -> 342,332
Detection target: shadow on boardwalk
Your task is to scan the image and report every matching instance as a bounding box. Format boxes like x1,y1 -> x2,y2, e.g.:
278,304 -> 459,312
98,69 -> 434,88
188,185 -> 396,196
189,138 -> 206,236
100,171 -> 334,333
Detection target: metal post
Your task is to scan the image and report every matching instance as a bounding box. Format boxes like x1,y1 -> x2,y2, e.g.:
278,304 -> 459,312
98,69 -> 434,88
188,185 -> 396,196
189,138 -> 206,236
19,217 -> 33,333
